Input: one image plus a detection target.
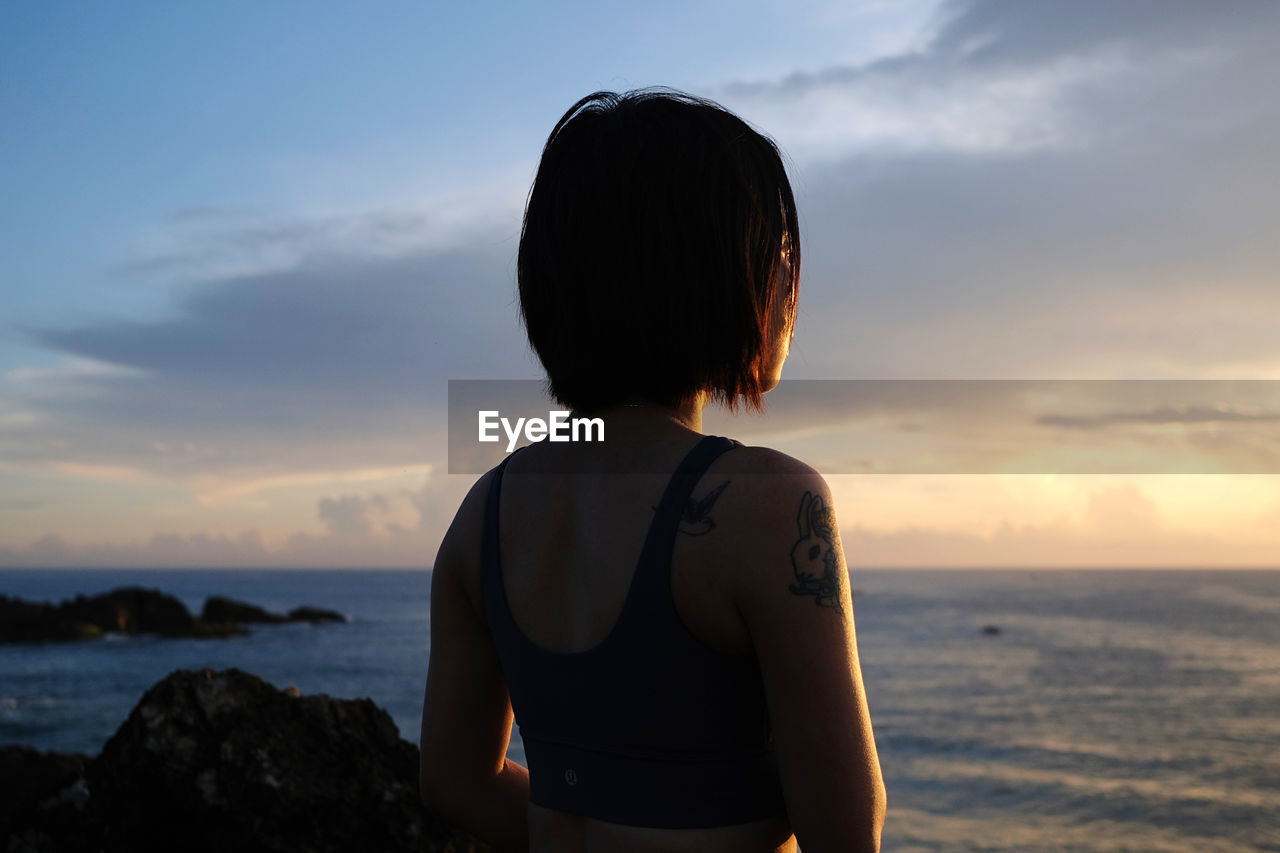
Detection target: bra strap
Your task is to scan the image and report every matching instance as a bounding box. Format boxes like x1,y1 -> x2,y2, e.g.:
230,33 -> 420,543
629,435 -> 741,608
480,451 -> 520,633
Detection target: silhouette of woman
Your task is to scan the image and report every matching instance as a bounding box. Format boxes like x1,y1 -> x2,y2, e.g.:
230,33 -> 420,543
420,88 -> 885,853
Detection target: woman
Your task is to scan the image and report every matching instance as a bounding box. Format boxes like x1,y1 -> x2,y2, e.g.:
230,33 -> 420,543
420,89 -> 884,852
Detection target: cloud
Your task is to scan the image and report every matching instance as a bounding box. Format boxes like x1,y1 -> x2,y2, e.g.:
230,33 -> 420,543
4,357 -> 145,394
842,483 -> 1278,568
923,0 -> 1267,67
699,381 -> 1280,475
722,0 -> 1267,162
6,0 -> 1280,565
733,0 -> 1280,381
12,0 -> 1280,480
0,477 -> 469,569
111,201 -> 522,285
317,493 -> 391,537
1037,405 -> 1280,431
46,461 -> 153,483
190,464 -> 435,505
726,40 -> 1138,159
0,530 -> 277,570
31,244 -> 523,391
1081,483 -> 1163,536
4,238 -> 535,487
2,464 -> 1275,569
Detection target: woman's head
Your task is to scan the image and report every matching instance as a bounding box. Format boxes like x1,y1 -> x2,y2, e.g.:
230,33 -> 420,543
518,88 -> 800,413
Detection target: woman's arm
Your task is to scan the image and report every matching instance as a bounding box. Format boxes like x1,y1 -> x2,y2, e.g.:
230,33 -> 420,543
728,453 -> 886,853
420,475 -> 530,851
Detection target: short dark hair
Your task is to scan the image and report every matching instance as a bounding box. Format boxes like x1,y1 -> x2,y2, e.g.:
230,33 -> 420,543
517,88 -> 800,413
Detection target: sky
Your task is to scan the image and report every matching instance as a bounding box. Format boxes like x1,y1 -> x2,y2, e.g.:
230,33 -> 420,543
2,0 -> 1278,569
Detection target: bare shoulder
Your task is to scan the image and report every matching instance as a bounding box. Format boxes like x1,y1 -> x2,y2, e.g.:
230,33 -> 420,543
704,444 -> 844,611
708,445 -> 837,550
708,444 -> 831,521
433,468 -> 498,612
720,443 -> 823,478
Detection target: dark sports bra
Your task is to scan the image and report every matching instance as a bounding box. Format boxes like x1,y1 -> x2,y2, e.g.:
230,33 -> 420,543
481,434 -> 786,828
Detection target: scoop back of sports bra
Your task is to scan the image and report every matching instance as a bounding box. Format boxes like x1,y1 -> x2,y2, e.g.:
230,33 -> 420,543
481,434 -> 785,828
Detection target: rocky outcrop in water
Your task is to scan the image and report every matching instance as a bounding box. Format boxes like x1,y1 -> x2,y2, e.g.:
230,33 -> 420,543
200,595 -> 288,624
0,587 -> 244,643
2,669 -> 483,853
285,605 -> 346,623
0,588 -> 346,644
200,596 -> 346,625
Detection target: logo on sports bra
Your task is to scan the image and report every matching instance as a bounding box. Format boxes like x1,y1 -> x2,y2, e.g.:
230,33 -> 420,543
564,768 -> 578,786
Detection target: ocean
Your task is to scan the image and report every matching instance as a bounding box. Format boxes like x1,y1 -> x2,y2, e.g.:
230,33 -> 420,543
2,568 -> 1277,852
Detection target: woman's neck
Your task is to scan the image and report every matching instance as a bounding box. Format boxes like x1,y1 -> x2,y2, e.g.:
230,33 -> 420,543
580,391 -> 707,436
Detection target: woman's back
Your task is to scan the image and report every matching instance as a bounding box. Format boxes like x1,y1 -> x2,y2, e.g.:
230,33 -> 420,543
486,419 -> 796,851
427,411 -> 884,852
493,423 -> 748,659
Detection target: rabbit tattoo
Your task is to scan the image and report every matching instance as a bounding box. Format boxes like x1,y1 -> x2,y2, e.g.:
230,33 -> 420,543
788,491 -> 840,610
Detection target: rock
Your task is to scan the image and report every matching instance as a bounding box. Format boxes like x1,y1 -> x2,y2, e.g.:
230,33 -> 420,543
0,596 -> 101,643
0,746 -> 89,814
190,619 -> 251,638
196,597 -> 346,626
201,595 -> 287,624
61,587 -> 196,636
286,605 -> 347,623
80,668 -> 482,852
0,586 -> 352,644
0,745 -> 92,851
0,670 -> 484,851
0,588 -> 246,644
981,624 -> 1002,636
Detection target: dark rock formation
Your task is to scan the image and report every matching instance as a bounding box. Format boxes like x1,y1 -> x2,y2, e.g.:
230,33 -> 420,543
1,589 -> 352,644
3,669 -> 483,853
200,595 -> 287,624
0,587 -> 244,644
0,596 -> 105,642
981,624 -> 1002,636
60,586 -> 197,636
286,605 -> 347,623
0,746 -> 91,851
198,596 -> 347,625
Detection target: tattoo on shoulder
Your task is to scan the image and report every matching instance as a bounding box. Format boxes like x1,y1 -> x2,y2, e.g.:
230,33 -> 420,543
788,491 -> 841,609
671,479 -> 731,536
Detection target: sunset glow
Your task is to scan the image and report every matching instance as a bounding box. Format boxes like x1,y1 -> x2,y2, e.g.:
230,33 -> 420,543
3,1 -> 1277,568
